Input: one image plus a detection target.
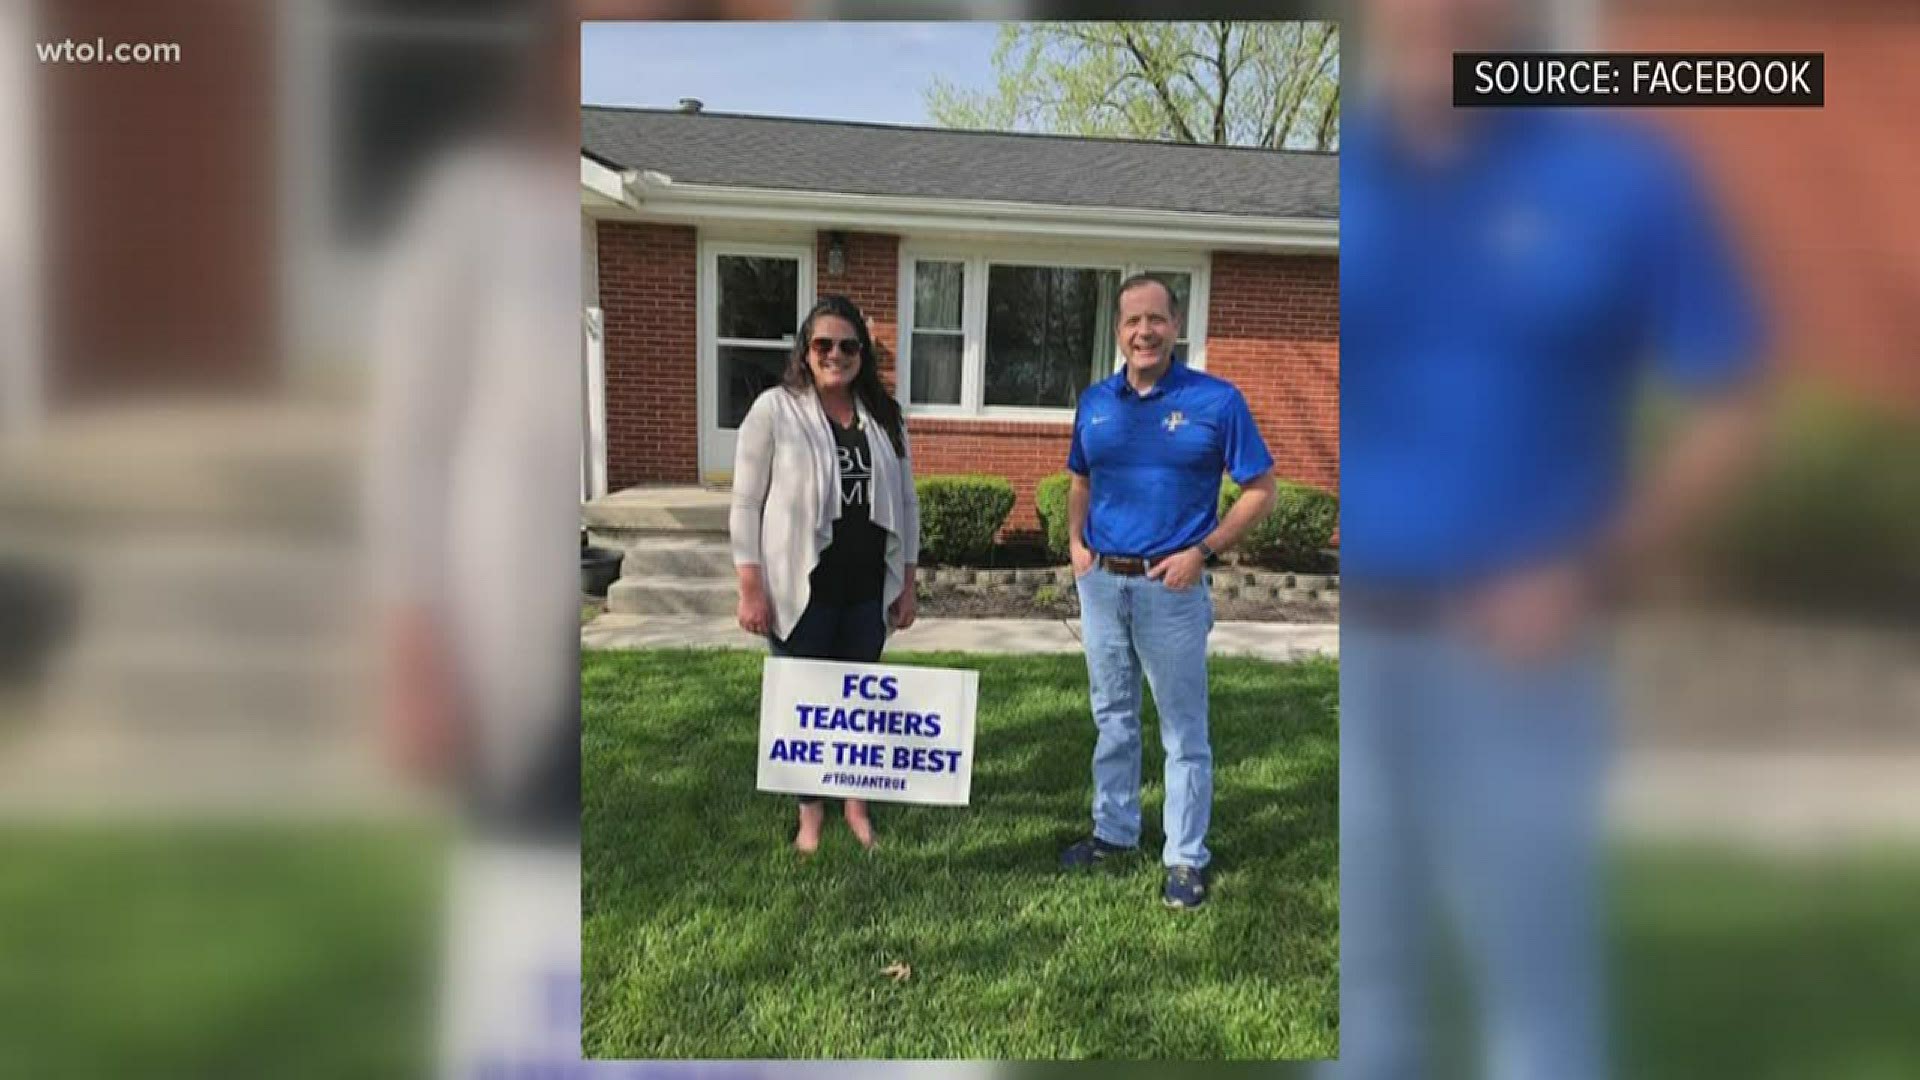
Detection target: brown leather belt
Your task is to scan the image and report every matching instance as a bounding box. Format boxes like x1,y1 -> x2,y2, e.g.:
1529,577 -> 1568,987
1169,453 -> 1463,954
1097,555 -> 1153,576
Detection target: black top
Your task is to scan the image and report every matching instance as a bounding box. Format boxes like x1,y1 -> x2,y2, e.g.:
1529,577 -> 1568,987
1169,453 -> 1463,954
810,412 -> 887,604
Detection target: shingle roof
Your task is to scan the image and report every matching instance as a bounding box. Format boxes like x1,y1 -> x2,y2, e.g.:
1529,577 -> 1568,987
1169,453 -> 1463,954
582,106 -> 1338,220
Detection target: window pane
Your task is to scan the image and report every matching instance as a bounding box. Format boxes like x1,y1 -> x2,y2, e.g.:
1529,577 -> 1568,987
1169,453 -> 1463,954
718,255 -> 798,341
984,265 -> 1120,409
910,334 -> 963,405
1147,270 -> 1193,332
913,261 -> 963,331
718,345 -> 788,429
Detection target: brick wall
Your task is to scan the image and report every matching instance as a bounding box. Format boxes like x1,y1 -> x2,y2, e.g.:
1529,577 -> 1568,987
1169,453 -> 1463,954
815,231 -> 899,387
910,419 -> 1075,539
595,224 -> 1343,537
1204,253 -> 1341,493
599,220 -> 699,487
1612,5 -> 1920,409
43,0 -> 275,399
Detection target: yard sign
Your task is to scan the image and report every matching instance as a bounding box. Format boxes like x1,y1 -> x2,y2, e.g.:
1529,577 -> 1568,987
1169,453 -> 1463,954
756,657 -> 979,806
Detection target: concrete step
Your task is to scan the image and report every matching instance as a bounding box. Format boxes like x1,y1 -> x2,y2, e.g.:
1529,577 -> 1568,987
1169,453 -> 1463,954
583,487 -> 731,548
620,536 -> 734,580
73,541 -> 358,643
607,577 -> 737,616
0,402 -> 360,539
43,638 -> 368,739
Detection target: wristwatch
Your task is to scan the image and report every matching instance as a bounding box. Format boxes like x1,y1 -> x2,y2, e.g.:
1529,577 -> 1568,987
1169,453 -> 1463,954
1198,541 -> 1221,566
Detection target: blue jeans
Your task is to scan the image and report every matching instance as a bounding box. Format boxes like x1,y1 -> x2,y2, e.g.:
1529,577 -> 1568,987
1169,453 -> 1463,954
1074,563 -> 1214,869
1329,611 -> 1611,1080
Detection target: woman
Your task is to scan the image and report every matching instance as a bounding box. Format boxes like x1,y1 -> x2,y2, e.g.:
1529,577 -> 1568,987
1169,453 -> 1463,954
730,295 -> 920,853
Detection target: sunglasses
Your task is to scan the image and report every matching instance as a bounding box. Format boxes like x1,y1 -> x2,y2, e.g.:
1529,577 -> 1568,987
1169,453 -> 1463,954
808,337 -> 862,358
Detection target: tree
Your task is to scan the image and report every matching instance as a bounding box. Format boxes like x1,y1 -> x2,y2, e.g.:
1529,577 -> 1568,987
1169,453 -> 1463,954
926,22 -> 1339,151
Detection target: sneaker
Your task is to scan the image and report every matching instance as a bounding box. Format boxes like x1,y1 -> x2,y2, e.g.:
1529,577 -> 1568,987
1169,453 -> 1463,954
1059,835 -> 1135,869
1163,865 -> 1208,909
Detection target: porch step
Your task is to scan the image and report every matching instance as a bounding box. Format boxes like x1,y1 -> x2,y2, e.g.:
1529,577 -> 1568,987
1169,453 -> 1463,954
583,486 -> 731,548
74,540 -> 356,643
621,536 -> 735,579
607,577 -> 737,617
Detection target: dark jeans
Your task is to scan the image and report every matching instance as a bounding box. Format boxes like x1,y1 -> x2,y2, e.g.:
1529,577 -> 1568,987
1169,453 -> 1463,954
770,594 -> 887,807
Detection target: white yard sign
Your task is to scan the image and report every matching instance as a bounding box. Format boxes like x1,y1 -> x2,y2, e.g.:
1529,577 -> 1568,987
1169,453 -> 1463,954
757,657 -> 979,806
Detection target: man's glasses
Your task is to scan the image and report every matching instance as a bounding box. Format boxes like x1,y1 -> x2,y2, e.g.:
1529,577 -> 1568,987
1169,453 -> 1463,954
809,337 -> 862,358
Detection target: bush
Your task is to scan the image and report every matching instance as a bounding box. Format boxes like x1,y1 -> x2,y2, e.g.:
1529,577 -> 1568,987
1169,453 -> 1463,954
1034,470 -> 1337,569
916,475 -> 1016,565
1220,478 -> 1339,570
1702,391 -> 1920,616
1034,472 -> 1074,560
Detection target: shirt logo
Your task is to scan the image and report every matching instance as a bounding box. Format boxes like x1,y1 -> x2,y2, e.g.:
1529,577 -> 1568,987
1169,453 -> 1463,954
1162,411 -> 1188,433
1088,414 -> 1111,426
1491,203 -> 1546,260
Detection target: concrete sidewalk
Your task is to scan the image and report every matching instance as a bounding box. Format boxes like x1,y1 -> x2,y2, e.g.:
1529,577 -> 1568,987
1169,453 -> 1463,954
583,614 -> 1338,663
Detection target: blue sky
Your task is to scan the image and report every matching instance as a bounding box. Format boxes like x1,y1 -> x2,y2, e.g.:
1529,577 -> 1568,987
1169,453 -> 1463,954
581,22 -> 1003,127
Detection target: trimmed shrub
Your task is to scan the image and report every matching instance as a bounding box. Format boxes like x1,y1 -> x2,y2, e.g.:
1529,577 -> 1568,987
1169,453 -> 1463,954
1220,478 -> 1339,570
916,475 -> 1016,565
1034,472 -> 1074,560
1702,391 -> 1920,616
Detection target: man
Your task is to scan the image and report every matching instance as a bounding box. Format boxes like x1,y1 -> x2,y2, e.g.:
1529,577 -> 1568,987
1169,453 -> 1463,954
1058,274 -> 1278,910
1335,0 -> 1766,1076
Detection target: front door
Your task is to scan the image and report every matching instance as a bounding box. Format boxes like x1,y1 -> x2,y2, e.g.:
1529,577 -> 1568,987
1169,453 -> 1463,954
701,244 -> 812,485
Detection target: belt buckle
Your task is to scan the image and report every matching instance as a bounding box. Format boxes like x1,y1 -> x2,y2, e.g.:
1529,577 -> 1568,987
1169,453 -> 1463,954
1102,555 -> 1147,576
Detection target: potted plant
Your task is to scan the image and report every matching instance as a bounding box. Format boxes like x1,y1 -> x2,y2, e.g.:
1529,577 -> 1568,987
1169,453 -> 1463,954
580,532 -> 622,598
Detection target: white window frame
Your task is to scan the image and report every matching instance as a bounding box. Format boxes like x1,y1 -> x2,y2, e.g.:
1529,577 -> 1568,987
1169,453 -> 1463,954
696,238 -> 814,475
897,242 -> 1209,422
1,0 -> 40,441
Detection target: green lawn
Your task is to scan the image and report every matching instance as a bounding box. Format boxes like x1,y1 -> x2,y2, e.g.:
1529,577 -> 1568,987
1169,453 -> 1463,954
581,648 -> 1342,1060
0,823 -> 443,1079
1613,847 -> 1920,1080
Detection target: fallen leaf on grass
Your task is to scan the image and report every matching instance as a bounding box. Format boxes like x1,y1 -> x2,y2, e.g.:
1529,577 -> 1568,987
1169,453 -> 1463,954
880,962 -> 912,983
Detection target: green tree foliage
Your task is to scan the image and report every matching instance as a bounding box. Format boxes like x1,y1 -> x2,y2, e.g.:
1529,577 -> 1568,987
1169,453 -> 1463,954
927,22 -> 1340,150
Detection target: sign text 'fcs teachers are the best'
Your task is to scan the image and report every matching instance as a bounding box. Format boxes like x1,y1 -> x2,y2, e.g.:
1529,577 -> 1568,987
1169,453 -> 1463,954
757,657 -> 979,806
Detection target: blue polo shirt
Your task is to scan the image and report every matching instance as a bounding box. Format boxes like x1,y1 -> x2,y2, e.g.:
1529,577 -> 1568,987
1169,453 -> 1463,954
1343,108 -> 1763,586
1067,362 -> 1275,558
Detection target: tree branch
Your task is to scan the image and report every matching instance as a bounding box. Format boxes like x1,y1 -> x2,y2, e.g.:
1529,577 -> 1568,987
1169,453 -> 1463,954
1119,24 -> 1197,142
1212,22 -> 1230,144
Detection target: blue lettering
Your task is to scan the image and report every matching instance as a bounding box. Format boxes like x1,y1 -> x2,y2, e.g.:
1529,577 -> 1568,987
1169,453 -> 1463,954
843,674 -> 894,701
923,712 -> 942,738
771,738 -> 824,764
885,746 -> 964,774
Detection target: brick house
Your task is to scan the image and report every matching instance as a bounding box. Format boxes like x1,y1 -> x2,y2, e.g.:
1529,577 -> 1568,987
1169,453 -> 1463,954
579,106 -> 1339,537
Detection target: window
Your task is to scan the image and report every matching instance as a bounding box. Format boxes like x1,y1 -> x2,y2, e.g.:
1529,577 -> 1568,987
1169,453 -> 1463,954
909,260 -> 963,406
716,254 -> 799,429
902,252 -> 1206,417
984,265 -> 1120,409
1147,270 -> 1195,365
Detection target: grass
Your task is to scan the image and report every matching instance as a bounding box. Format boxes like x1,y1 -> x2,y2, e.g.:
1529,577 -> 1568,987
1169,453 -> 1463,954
1612,846 -> 1920,1080
0,823 -> 443,1079
1,811 -> 1918,1072
580,649 -> 1342,1060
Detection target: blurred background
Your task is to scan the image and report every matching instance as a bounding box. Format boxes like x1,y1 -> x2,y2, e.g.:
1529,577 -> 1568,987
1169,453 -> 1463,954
1,0 -> 1915,1076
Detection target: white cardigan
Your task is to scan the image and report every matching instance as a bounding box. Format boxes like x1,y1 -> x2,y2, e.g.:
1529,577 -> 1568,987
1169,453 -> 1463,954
729,385 -> 920,641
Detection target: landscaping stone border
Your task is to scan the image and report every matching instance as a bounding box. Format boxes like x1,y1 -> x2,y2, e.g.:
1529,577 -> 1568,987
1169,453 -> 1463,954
918,565 -> 1341,605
